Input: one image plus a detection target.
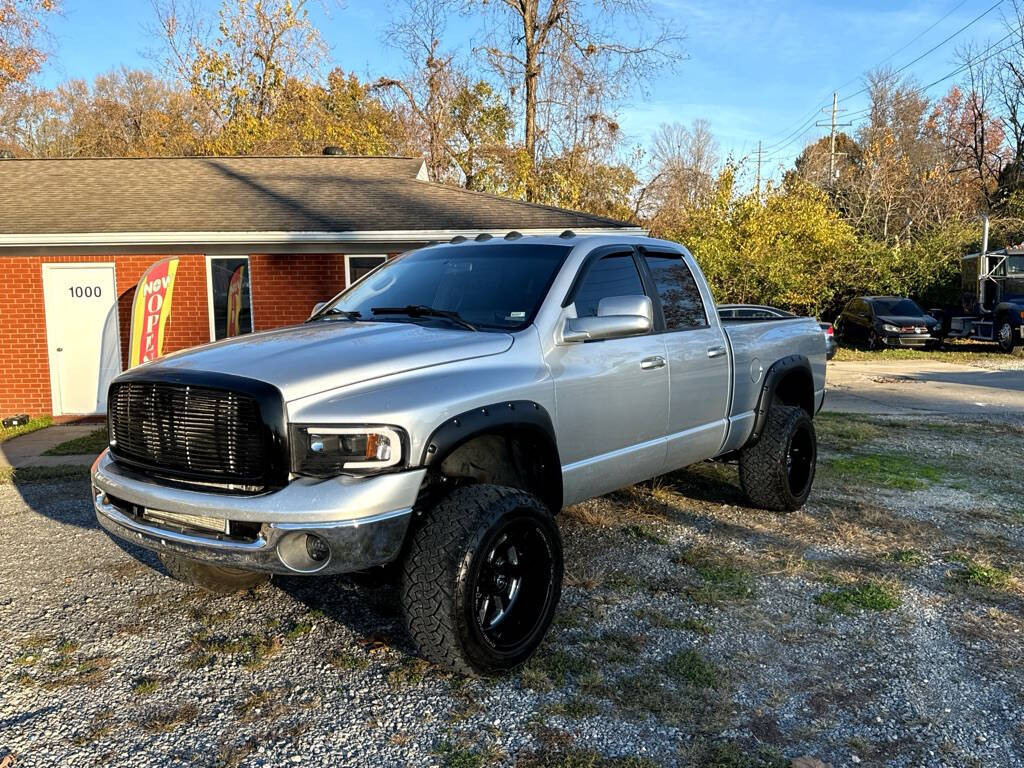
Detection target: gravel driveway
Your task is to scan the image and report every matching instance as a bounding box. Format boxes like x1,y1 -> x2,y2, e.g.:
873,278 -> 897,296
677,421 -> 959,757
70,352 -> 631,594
2,412 -> 1022,768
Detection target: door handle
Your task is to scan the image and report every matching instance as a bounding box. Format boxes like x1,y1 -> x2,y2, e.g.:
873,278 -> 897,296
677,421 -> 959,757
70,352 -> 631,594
640,355 -> 666,370
56,347 -> 63,352
707,346 -> 727,359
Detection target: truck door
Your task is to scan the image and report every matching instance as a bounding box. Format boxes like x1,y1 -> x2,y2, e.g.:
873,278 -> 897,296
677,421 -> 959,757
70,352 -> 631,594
550,249 -> 670,503
639,248 -> 730,469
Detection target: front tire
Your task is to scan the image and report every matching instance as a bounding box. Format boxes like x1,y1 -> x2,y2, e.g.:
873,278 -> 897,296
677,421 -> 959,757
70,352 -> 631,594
997,320 -> 1018,353
739,405 -> 817,511
158,553 -> 270,594
401,485 -> 563,676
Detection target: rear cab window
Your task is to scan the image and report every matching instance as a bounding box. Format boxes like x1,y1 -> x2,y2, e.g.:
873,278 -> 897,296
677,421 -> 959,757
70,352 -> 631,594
642,252 -> 709,331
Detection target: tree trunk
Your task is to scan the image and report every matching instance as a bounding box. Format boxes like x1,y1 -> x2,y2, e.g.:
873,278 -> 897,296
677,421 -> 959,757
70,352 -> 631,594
523,1 -> 539,201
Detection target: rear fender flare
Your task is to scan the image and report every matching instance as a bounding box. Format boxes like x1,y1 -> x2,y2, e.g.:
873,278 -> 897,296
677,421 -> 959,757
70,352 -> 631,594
748,355 -> 814,445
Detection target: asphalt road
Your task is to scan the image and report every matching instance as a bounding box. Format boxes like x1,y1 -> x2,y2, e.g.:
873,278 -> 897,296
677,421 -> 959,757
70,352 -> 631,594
824,359 -> 1024,421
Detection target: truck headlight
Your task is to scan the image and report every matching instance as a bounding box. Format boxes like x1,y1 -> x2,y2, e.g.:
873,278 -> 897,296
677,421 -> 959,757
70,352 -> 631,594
881,323 -> 900,333
291,426 -> 405,477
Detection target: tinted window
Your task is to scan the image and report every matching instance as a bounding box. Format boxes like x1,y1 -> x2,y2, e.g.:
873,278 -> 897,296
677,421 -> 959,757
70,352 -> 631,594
573,253 -> 645,317
644,253 -> 708,330
317,243 -> 571,331
872,298 -> 923,316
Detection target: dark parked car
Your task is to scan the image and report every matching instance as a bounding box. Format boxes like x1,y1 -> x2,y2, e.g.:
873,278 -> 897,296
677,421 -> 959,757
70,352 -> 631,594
835,296 -> 939,350
717,304 -> 836,359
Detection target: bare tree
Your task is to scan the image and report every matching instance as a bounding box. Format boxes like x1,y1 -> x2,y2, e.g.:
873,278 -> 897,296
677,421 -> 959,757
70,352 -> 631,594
150,0 -> 327,125
468,0 -> 684,198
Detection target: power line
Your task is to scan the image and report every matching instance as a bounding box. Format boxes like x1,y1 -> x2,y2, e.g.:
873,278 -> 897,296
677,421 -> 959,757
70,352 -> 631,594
761,0 -> 1007,159
830,0 -> 972,95
838,0 -> 1006,102
845,27 -> 1022,125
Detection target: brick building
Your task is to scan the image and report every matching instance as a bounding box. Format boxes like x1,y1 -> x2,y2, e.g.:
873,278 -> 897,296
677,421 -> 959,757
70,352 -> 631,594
0,154 -> 636,418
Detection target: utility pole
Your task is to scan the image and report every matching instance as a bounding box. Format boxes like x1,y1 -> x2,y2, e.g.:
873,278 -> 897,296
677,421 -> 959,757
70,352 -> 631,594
755,141 -> 762,198
816,92 -> 852,184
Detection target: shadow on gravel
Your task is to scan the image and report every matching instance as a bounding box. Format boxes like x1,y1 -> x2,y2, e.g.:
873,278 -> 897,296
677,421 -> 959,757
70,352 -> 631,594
277,574 -> 413,654
10,475 -> 96,531
0,705 -> 59,732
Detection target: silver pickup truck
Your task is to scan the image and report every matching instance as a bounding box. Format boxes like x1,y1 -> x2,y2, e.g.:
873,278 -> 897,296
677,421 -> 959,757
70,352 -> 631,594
92,234 -> 826,675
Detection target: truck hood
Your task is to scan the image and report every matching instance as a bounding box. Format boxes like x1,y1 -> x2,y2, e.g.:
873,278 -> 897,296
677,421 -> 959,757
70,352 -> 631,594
140,321 -> 514,401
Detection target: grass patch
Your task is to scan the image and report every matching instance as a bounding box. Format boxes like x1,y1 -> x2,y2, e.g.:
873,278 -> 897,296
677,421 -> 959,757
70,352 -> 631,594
143,702 -> 199,732
632,607 -> 713,634
815,412 -> 885,450
521,649 -> 595,691
132,675 -> 161,695
327,649 -> 370,670
44,656 -> 113,688
883,549 -> 925,566
674,549 -> 755,602
541,694 -> 601,718
234,689 -> 287,722
681,741 -> 788,768
663,650 -> 721,688
386,658 -> 432,688
0,464 -> 91,485
815,582 -> 900,614
825,453 -> 944,490
620,524 -> 669,545
188,631 -> 282,668
42,428 -> 108,456
948,557 -> 1014,592
0,415 -> 52,443
833,343 -> 1013,364
517,748 -> 660,767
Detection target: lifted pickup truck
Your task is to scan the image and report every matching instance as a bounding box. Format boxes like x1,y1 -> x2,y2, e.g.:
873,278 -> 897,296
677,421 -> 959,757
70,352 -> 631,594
93,234 -> 826,675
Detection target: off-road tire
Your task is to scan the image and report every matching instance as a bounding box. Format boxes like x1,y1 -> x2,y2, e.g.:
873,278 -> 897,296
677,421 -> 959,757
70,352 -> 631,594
997,320 -> 1018,353
159,552 -> 270,594
401,484 -> 563,677
739,405 -> 817,512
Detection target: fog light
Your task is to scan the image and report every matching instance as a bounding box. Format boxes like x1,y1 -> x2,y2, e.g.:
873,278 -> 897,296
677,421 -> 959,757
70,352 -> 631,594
305,534 -> 330,562
277,531 -> 332,573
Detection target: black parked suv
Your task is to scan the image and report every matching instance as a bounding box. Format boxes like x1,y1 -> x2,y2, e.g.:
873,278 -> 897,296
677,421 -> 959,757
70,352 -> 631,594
835,296 -> 939,350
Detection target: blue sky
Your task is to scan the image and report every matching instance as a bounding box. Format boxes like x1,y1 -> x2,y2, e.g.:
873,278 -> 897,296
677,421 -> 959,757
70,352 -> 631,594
40,0 -> 1007,181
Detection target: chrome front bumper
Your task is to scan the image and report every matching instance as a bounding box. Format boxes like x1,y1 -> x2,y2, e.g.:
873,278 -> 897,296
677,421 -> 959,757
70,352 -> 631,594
91,450 -> 425,575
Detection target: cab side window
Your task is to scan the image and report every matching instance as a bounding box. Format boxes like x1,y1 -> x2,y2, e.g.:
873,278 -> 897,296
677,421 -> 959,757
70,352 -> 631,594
573,252 -> 645,317
643,253 -> 709,331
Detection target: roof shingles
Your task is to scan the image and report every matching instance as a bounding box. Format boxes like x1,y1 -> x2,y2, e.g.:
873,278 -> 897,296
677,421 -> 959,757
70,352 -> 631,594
0,156 -> 631,237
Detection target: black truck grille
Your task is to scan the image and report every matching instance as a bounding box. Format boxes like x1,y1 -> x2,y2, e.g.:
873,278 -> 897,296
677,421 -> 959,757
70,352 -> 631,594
108,381 -> 269,486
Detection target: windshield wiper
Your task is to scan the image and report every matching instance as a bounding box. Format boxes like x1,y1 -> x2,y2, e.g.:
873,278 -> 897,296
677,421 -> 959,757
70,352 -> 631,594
370,305 -> 477,331
319,308 -> 362,320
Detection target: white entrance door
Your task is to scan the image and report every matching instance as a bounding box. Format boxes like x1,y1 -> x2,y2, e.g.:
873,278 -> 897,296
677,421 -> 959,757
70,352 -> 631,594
42,264 -> 121,416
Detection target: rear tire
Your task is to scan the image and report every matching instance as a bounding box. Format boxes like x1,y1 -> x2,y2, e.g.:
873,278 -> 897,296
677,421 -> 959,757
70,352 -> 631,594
158,553 -> 270,594
401,484 -> 563,677
739,405 -> 817,512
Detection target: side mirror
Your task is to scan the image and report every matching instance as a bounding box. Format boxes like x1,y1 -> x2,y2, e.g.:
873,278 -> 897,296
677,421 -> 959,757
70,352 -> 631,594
309,301 -> 328,319
561,295 -> 653,343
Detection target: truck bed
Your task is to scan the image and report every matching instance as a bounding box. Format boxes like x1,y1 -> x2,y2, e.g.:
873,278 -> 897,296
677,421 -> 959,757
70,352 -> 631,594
718,316 -> 828,454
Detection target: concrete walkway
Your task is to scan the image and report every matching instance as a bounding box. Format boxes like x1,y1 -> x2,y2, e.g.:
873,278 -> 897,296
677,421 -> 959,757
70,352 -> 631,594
824,359 -> 1024,420
0,425 -> 102,469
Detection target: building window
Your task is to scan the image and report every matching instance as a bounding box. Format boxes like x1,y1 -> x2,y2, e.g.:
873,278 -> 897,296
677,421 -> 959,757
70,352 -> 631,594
346,255 -> 387,286
207,256 -> 254,341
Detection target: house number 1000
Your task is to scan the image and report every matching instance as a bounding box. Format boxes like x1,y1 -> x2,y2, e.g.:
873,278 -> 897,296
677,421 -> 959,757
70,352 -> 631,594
68,286 -> 102,298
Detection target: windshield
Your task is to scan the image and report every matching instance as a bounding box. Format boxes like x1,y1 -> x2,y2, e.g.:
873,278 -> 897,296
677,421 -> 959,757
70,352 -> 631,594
314,243 -> 573,331
1008,256 -> 1024,275
872,298 -> 923,316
